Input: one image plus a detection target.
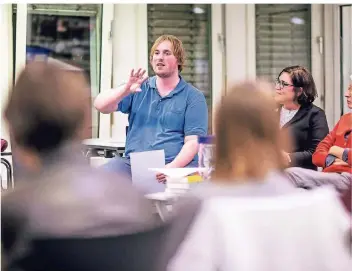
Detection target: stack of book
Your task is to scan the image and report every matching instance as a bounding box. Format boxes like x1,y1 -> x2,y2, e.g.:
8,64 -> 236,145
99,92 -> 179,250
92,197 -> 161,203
165,175 -> 203,196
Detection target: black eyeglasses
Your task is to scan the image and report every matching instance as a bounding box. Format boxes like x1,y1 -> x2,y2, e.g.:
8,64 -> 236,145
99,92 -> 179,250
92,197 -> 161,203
274,79 -> 295,89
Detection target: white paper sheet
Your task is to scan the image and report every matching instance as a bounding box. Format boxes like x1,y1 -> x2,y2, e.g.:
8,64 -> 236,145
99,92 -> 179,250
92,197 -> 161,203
130,150 -> 166,194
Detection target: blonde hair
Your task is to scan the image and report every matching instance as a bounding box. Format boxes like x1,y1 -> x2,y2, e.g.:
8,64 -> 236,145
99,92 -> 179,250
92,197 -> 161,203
213,80 -> 290,181
149,35 -> 185,72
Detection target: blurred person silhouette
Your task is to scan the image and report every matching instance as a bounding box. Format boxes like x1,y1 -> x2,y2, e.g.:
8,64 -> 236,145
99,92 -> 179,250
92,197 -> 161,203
274,66 -> 329,170
1,62 -> 158,267
164,80 -> 351,271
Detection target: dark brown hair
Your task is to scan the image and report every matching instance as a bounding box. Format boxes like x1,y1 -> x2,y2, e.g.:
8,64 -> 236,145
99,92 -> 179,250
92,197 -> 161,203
4,61 -> 90,155
213,80 -> 289,181
279,65 -> 318,106
149,34 -> 185,72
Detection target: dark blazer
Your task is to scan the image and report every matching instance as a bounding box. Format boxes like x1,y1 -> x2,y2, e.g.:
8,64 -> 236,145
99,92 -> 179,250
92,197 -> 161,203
280,104 -> 329,170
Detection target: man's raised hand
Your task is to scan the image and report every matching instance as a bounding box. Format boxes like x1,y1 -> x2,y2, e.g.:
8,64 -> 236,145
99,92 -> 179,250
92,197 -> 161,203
126,68 -> 148,93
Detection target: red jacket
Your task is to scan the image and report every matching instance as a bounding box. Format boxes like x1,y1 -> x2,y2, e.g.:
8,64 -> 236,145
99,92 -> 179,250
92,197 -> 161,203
312,113 -> 352,174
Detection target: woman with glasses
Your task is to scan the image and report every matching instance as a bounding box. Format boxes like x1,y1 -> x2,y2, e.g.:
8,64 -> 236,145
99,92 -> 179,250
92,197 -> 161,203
274,65 -> 329,170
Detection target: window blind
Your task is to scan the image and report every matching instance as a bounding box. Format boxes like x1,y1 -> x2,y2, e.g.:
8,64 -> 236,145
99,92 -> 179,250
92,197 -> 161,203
255,4 -> 311,80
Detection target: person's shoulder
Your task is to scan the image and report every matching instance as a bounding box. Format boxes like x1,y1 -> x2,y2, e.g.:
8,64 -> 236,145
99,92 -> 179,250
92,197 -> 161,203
309,104 -> 326,114
185,82 -> 204,96
182,79 -> 207,103
336,112 -> 352,129
340,112 -> 352,122
303,104 -> 326,120
1,180 -> 36,218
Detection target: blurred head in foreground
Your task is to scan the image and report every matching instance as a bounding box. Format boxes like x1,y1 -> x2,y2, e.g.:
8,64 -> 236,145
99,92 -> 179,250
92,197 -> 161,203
213,80 -> 289,181
4,62 -> 91,171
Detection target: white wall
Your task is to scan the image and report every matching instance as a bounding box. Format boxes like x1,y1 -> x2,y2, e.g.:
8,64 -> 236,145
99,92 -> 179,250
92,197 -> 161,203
0,4 -> 14,146
225,4 -> 256,88
110,4 -> 148,142
323,4 -> 340,129
97,4 -> 114,139
341,5 -> 352,115
311,4 -> 324,110
211,4 -> 226,131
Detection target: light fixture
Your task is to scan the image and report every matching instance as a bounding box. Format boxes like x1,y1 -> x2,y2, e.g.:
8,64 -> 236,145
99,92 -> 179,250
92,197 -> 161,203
193,7 -> 204,14
290,17 -> 305,25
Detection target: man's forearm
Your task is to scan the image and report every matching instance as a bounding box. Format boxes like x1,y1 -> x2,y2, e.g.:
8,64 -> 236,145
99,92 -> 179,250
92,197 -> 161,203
168,139 -> 199,168
94,84 -> 129,114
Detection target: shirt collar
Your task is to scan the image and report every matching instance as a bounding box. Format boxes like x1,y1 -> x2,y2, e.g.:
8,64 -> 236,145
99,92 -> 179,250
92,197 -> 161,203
149,75 -> 187,97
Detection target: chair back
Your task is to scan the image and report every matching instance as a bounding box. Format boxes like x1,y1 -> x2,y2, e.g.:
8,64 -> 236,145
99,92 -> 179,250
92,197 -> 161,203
11,224 -> 169,271
9,198 -> 202,271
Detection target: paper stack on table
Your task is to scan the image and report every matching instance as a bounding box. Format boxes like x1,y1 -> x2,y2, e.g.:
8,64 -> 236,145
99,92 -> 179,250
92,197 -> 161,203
148,167 -> 207,196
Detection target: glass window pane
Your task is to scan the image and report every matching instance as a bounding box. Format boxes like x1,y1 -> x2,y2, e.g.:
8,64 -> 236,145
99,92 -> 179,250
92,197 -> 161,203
147,4 -> 212,132
17,4 -> 102,138
255,4 -> 311,81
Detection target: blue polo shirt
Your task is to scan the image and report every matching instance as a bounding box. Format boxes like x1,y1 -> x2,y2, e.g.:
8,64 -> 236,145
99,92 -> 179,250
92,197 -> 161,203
117,75 -> 208,167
